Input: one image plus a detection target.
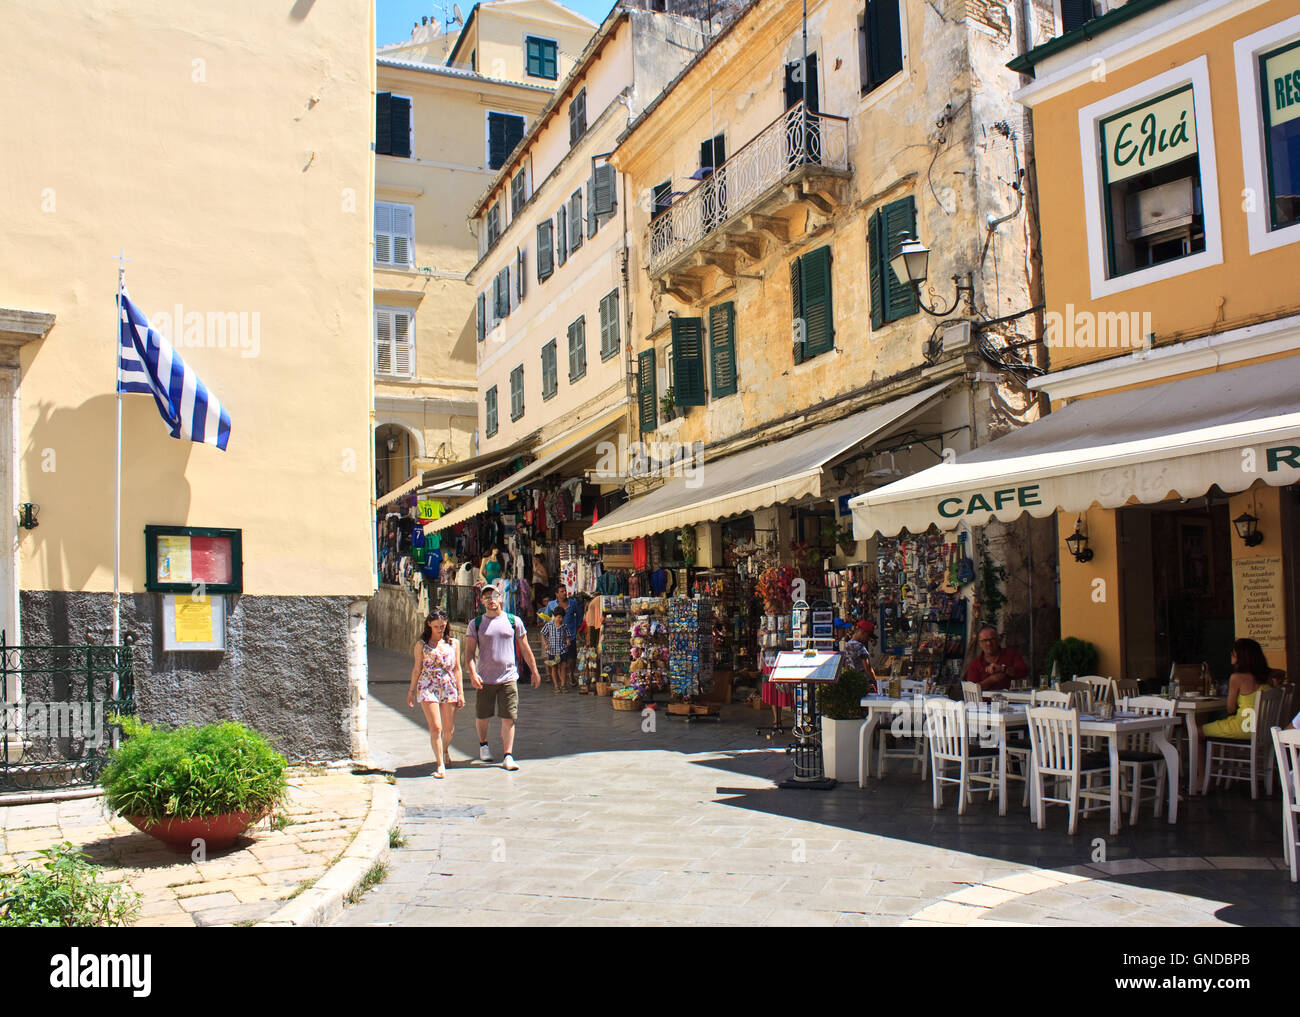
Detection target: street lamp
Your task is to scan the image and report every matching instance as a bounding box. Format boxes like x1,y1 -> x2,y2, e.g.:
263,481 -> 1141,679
1232,511 -> 1264,546
890,232 -> 975,317
1065,517 -> 1093,563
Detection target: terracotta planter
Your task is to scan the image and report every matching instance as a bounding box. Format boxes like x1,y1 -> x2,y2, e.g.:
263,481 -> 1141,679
126,810 -> 265,852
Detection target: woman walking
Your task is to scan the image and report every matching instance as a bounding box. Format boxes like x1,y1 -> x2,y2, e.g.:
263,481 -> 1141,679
407,610 -> 464,778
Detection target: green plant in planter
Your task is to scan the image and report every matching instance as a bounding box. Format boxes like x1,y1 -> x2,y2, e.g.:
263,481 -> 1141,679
1044,637 -> 1099,679
0,842 -> 140,927
101,716 -> 289,824
817,667 -> 874,720
659,388 -> 676,421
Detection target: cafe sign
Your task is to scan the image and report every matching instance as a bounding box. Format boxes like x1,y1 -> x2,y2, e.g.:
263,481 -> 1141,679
1264,41 -> 1300,127
937,484 -> 1042,520
1101,86 -> 1198,184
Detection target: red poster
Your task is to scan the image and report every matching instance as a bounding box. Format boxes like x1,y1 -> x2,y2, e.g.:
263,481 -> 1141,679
189,536 -> 233,584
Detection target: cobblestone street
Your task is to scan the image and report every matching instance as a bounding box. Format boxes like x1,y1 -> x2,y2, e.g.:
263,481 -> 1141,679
335,649 -> 1300,927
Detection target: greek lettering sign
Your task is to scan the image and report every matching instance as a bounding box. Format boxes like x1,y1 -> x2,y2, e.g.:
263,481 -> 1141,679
1102,86 -> 1197,184
1265,42 -> 1300,127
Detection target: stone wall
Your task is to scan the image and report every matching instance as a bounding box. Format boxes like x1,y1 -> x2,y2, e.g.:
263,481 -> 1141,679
367,583 -> 424,654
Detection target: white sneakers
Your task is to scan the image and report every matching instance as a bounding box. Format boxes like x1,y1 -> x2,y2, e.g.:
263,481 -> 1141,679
503,754 -> 519,771
479,743 -> 493,763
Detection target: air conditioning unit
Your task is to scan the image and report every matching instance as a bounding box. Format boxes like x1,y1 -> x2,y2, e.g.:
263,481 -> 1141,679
1125,177 -> 1195,241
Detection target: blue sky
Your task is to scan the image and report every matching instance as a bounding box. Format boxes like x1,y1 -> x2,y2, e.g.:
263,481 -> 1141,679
377,0 -> 614,47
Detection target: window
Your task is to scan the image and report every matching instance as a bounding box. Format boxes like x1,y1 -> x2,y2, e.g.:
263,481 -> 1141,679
599,289 -> 620,361
476,293 -> 486,342
1059,0 -> 1097,34
486,202 -> 502,249
375,93 -> 412,158
515,247 -> 526,302
784,54 -> 820,113
637,349 -> 657,433
569,89 -> 587,146
589,164 -> 617,237
670,317 -> 706,406
568,316 -> 587,382
510,365 -> 525,421
1260,38 -> 1300,232
374,202 -> 414,267
537,220 -> 555,281
652,180 -> 673,218
493,266 -> 510,321
526,36 -> 558,80
1099,86 -> 1204,278
556,206 -> 568,266
485,386 -> 498,438
708,301 -> 737,398
487,111 -> 525,171
374,308 -> 415,377
542,339 -> 558,399
860,0 -> 903,95
790,245 -> 834,362
867,196 -> 918,327
568,190 -> 584,252
511,168 -> 528,219
699,133 -> 726,178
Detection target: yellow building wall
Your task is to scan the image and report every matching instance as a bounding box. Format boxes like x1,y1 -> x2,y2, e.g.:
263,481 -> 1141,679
3,0 -> 375,597
1031,2 -> 1300,372
473,4 -> 593,84
1056,507 -> 1124,677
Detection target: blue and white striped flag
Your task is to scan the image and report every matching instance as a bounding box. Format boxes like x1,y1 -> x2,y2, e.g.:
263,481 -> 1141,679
117,290 -> 232,451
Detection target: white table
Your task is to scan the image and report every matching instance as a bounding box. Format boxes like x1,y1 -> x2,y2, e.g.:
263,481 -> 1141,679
1174,697 -> 1226,795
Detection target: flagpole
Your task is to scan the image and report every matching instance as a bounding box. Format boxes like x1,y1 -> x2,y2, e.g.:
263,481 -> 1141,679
112,251 -> 128,650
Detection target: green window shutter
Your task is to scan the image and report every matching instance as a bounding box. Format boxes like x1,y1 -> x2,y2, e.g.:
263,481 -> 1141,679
476,293 -> 486,341
376,93 -> 392,156
708,302 -> 737,397
671,317 -> 706,406
593,163 -> 617,217
790,256 -> 806,364
638,350 -> 657,433
537,220 -> 553,280
882,196 -> 918,321
568,318 -> 586,381
556,207 -> 567,266
600,290 -> 620,360
586,174 -> 598,239
486,386 -> 498,438
868,210 -> 884,329
542,339 -> 557,399
569,191 -> 583,251
510,365 -> 524,421
802,246 -> 834,356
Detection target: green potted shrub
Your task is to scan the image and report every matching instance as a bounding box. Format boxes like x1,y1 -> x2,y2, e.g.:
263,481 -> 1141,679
817,667 -> 874,781
659,388 -> 676,422
101,717 -> 289,852
1043,637 -> 1099,680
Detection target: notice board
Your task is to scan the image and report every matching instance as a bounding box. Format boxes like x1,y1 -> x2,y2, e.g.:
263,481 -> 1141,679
1232,556 -> 1286,662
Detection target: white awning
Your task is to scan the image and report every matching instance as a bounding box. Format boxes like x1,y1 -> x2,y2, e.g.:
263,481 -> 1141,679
583,381 -> 955,546
851,359 -> 1300,537
375,474 -> 421,508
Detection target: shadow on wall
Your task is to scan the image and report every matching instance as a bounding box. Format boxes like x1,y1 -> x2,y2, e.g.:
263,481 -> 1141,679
22,393 -> 192,595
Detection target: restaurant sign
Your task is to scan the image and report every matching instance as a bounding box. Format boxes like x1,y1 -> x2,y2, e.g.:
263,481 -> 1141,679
1264,41 -> 1300,127
937,484 -> 1042,519
1101,86 -> 1198,184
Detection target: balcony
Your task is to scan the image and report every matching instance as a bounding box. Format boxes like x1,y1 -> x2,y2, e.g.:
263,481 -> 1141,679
648,102 -> 850,297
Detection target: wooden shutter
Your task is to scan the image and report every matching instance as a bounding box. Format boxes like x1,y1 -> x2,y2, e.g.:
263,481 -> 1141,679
486,387 -> 498,437
516,248 -> 526,302
801,246 -> 834,356
389,96 -> 411,158
569,90 -> 587,145
376,93 -> 392,156
652,180 -> 672,217
526,38 -> 542,77
868,209 -> 885,329
568,318 -> 586,380
511,365 -> 524,420
377,203 -> 412,266
569,191 -> 583,250
600,290 -> 620,359
374,309 -> 393,374
1060,0 -> 1095,33
537,221 -> 554,280
512,171 -> 525,217
784,54 -> 820,113
593,163 -> 617,217
374,203 -> 392,264
882,196 -> 918,321
709,301 -> 737,397
476,293 -> 486,342
556,207 -> 567,265
790,256 -> 806,364
586,173 -> 597,239
638,349 -> 657,432
866,0 -> 903,92
543,40 -> 557,78
542,339 -> 557,398
393,311 -> 414,376
494,268 -> 510,319
671,317 -> 706,405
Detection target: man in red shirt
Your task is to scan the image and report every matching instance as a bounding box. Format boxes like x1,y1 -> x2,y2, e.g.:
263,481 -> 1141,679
965,626 -> 1028,691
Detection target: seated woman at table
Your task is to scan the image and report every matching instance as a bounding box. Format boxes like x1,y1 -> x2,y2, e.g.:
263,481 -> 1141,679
964,626 -> 1028,691
1201,638 -> 1270,739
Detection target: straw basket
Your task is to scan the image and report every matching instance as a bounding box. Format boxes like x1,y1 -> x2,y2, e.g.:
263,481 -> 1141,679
611,697 -> 643,711
595,682 -> 612,697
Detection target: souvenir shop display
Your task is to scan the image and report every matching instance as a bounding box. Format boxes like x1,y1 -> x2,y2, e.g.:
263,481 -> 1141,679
693,570 -> 752,681
576,642 -> 600,691
627,597 -> 669,701
666,596 -> 714,693
825,563 -> 877,629
599,595 -> 630,684
876,531 -> 969,682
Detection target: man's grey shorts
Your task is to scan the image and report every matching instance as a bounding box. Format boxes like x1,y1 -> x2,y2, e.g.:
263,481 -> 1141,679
476,681 -> 519,720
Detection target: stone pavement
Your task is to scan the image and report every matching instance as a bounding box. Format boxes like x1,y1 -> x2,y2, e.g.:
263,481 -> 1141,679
337,646 -> 1299,927
0,767 -> 388,926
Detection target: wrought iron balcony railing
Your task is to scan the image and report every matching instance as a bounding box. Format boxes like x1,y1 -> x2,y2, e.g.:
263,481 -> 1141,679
648,102 -> 849,277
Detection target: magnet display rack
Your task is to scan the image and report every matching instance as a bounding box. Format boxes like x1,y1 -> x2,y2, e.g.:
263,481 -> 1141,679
876,533 -> 968,681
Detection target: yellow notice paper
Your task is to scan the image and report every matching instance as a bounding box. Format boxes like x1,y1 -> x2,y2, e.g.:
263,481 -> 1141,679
175,595 -> 213,643
158,535 -> 192,583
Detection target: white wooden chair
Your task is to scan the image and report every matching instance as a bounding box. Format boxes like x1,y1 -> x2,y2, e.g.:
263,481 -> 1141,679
1031,689 -> 1087,710
1271,727 -> 1300,883
1202,686 -> 1283,799
961,681 -> 982,705
924,699 -> 998,814
1078,676 -> 1113,704
1112,678 -> 1140,702
1117,695 -> 1175,824
1059,681 -> 1095,710
1025,706 -> 1113,835
878,695 -> 928,778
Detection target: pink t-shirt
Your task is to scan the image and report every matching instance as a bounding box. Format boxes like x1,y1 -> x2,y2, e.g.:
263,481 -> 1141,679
467,612 -> 525,685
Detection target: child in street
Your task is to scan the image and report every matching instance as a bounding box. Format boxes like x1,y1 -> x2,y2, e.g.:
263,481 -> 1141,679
540,610 -> 569,693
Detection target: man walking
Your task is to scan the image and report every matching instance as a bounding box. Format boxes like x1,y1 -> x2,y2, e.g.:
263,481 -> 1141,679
465,584 -> 541,770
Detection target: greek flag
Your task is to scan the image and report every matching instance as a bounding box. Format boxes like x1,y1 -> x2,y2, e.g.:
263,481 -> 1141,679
117,290 -> 232,450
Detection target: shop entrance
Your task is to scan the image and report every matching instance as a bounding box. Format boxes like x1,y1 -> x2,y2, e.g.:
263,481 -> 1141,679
1119,499 -> 1235,682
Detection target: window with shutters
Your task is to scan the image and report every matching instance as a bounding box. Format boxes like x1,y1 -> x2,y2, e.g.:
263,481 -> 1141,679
670,317 -> 706,406
515,248 -> 526,303
486,111 -> 525,171
526,36 -> 558,80
556,207 -> 568,266
510,365 -> 525,421
541,339 -> 558,400
511,168 -> 528,219
374,202 -> 415,267
860,0 -> 905,96
637,349 -> 657,433
790,246 -> 834,363
375,93 -> 413,158
486,203 -> 502,250
652,180 -> 673,219
476,293 -> 486,342
374,308 -> 415,378
598,290 -> 620,362
493,266 -> 511,322
590,163 -> 617,235
485,386 -> 498,438
536,220 -> 554,281
1058,0 -> 1098,34
568,190 -> 584,252
867,197 -> 918,327
569,89 -> 587,146
567,316 -> 587,382
708,301 -> 737,398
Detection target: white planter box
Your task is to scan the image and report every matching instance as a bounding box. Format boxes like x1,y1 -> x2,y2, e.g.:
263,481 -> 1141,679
820,716 -> 863,782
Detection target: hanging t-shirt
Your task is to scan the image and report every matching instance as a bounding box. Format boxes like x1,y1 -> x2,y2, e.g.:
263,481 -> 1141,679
632,537 -> 648,570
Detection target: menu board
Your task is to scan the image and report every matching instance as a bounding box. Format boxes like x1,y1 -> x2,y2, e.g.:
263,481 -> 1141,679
146,526 -> 242,593
1232,556 -> 1286,661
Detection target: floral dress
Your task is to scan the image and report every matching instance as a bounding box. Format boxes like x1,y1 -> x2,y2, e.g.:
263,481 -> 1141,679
416,639 -> 459,704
